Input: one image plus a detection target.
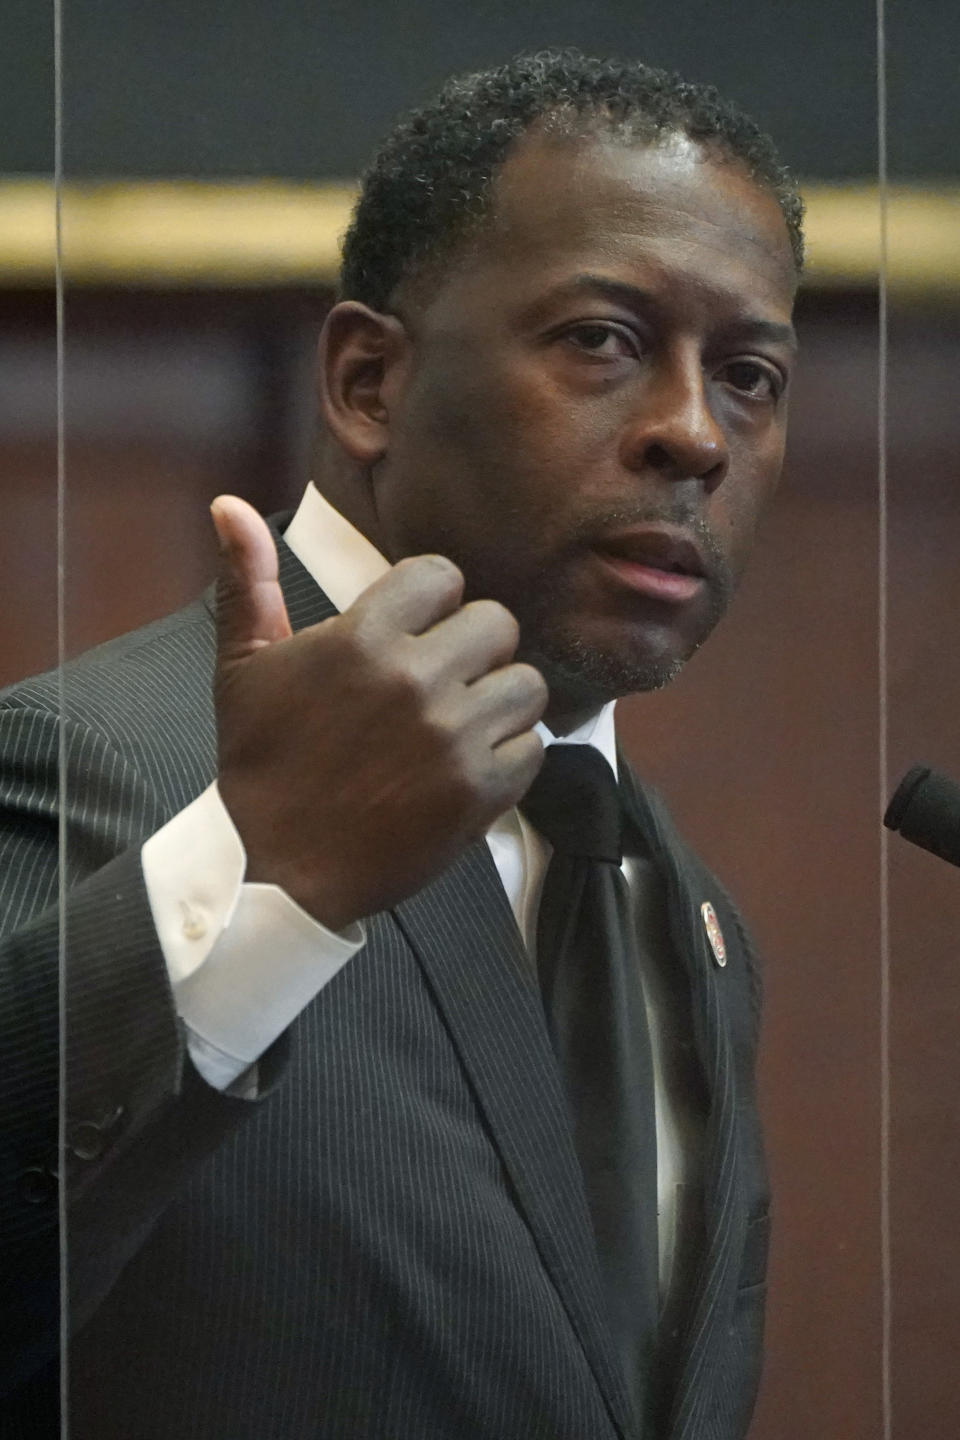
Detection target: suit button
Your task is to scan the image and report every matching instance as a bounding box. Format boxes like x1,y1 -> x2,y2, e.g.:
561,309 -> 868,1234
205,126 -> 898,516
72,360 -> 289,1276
67,1122 -> 106,1161
67,1105 -> 124,1162
20,1166 -> 57,1205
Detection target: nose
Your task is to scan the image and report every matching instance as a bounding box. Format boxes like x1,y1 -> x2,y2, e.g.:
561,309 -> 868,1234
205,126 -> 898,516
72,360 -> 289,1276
620,351 -> 728,491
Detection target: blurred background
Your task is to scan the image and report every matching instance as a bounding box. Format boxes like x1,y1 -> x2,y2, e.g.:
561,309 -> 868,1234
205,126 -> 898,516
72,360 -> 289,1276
2,3 -> 959,1436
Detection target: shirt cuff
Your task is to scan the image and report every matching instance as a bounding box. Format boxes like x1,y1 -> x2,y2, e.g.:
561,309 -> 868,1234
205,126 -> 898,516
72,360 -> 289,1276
142,781 -> 365,1088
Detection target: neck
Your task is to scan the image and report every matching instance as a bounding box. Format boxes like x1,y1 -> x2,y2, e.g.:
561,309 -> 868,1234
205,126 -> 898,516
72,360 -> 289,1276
528,652 -> 610,738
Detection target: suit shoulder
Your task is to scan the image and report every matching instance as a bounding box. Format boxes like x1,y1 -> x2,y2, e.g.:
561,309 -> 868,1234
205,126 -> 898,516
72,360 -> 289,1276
0,595 -> 217,780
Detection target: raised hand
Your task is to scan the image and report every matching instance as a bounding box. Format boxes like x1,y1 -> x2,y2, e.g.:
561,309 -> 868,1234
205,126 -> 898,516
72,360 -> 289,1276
211,495 -> 547,930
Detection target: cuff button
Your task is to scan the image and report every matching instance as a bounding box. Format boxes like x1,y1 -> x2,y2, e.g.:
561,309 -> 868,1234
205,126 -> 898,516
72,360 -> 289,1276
180,901 -> 208,940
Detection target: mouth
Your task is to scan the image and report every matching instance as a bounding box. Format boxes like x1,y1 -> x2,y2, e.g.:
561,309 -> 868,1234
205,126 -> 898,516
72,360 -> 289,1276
589,526 -> 708,604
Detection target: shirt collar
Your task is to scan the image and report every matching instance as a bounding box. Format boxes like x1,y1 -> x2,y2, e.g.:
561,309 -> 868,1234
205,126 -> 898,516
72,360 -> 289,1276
283,483 -> 618,776
283,481 -> 391,614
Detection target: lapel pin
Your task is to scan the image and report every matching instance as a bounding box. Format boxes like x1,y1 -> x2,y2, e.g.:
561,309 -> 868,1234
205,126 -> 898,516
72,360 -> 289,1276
700,901 -> 727,967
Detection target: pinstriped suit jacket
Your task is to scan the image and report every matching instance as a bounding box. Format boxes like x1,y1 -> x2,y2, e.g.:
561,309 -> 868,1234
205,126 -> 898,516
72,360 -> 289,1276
0,520 -> 770,1440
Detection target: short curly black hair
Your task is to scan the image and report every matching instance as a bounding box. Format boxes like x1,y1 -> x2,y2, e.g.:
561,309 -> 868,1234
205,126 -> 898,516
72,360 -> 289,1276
339,49 -> 804,311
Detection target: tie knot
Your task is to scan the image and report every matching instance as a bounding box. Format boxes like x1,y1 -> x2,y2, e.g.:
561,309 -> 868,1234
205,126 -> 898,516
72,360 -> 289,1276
519,744 -> 622,862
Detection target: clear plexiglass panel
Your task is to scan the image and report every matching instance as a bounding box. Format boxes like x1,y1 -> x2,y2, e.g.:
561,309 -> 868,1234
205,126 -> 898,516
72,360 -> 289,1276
17,4 -> 929,1438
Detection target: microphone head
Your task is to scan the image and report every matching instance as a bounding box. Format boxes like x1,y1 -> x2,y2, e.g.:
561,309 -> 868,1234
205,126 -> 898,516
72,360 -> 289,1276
885,765 -> 960,869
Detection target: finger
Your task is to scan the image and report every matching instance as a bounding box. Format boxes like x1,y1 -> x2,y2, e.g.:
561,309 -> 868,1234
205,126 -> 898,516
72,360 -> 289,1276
348,554 -> 465,639
418,599 -> 520,683
212,496 -> 293,661
488,728 -> 546,810
463,662 -> 549,743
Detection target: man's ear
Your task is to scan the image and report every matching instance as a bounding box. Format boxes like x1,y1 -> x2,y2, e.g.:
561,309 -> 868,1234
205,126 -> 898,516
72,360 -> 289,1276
317,301 -> 410,464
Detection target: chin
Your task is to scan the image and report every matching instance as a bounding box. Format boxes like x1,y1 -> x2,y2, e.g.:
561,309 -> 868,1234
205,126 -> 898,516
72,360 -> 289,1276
521,570 -> 731,694
531,635 -> 690,710
517,593 -> 726,707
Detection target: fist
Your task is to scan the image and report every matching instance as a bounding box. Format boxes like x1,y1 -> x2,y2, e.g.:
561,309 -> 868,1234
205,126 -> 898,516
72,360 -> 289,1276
211,496 -> 547,930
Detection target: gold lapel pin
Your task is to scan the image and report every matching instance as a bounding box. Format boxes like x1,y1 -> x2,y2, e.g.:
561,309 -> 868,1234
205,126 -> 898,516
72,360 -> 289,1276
700,901 -> 727,967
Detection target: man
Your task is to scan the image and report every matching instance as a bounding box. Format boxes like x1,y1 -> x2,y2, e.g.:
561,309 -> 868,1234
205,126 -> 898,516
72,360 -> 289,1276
0,50 -> 801,1440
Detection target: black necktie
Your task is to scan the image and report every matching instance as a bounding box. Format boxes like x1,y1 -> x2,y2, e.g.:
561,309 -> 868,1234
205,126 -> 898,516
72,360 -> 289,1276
520,744 -> 660,1422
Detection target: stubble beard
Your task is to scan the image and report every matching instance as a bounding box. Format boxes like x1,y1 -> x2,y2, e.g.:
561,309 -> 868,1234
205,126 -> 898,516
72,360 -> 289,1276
516,607 -> 702,726
511,511 -> 734,714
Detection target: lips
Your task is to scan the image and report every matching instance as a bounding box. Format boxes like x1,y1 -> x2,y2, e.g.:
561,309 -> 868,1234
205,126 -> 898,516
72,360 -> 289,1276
592,526 -> 707,580
589,526 -> 709,604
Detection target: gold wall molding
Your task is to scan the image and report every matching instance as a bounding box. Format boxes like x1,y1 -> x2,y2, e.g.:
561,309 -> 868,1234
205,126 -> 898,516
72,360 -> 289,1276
0,177 -> 956,291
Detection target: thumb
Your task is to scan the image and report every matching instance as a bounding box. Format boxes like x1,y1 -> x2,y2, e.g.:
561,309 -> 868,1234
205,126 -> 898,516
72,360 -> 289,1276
211,495 -> 293,663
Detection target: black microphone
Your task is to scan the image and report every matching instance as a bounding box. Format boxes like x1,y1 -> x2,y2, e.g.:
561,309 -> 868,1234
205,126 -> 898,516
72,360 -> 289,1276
884,766 -> 960,869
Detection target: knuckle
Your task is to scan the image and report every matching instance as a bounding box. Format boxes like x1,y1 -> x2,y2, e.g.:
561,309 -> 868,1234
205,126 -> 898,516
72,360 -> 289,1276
343,584 -> 384,635
328,616 -> 426,699
518,661 -> 548,697
385,653 -> 440,714
431,721 -> 489,799
401,553 -> 464,596
337,603 -> 393,660
321,613 -> 365,663
471,600 -> 520,649
390,554 -> 426,581
420,553 -> 463,582
452,765 -> 485,815
459,749 -> 498,808
428,705 -> 469,762
506,733 -> 545,792
513,663 -> 549,712
525,729 -> 547,770
385,658 -> 432,711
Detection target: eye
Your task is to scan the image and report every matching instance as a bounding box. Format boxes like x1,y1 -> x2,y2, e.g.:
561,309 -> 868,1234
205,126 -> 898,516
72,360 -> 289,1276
720,359 -> 784,401
563,322 -> 640,360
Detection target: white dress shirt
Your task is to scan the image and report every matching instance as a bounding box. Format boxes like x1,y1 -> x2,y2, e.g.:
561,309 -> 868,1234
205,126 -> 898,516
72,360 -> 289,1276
141,482 -> 703,1298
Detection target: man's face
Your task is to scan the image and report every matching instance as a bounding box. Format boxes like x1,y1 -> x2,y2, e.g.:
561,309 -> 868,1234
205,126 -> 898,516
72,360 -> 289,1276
371,129 -> 798,722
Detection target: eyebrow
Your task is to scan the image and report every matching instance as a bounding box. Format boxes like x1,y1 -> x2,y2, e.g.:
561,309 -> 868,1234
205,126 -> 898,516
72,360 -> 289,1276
536,273 -> 798,352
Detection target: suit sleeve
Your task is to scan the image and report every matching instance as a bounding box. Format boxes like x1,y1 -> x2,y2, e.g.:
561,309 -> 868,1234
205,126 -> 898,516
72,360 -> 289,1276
0,700 -> 288,1392
143,782 -> 364,1089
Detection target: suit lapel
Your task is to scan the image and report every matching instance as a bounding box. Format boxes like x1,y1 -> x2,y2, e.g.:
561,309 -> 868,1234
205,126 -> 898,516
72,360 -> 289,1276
619,764 -> 747,1440
394,841 -> 633,1439
272,526 -> 631,1437
273,517 -> 341,630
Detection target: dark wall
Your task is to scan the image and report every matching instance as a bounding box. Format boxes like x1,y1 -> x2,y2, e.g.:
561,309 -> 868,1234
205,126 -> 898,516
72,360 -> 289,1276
4,0 -> 958,180
2,1 -> 53,173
